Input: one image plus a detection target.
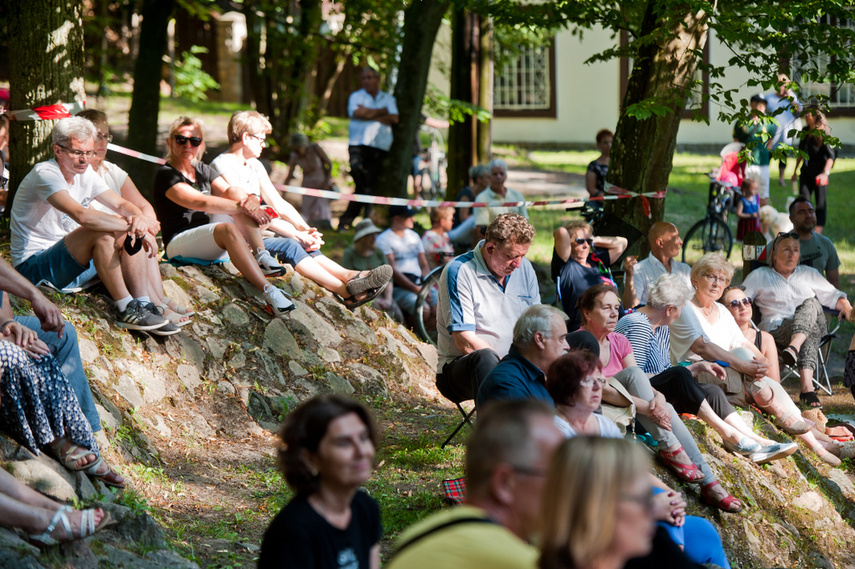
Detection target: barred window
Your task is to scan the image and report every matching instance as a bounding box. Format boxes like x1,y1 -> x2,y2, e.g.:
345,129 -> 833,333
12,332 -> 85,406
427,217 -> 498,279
791,15 -> 855,110
494,42 -> 556,117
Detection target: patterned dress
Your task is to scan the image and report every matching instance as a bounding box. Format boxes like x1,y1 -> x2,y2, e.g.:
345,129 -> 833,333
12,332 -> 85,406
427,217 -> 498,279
0,341 -> 96,455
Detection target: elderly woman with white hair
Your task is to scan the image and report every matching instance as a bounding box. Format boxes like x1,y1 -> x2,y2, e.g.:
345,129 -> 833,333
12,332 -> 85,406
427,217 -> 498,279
742,231 -> 853,409
472,159 -> 529,241
615,273 -> 796,463
670,252 -> 842,465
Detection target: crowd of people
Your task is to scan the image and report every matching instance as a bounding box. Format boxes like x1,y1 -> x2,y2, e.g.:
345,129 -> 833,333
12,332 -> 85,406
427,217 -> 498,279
0,68 -> 851,564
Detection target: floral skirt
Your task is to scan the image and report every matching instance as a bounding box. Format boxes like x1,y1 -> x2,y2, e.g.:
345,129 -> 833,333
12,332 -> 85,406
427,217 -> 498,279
0,341 -> 96,456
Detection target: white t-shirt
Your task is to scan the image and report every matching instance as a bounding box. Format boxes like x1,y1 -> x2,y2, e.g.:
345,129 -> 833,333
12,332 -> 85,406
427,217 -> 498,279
376,228 -> 424,276
668,300 -> 746,364
210,153 -> 267,198
90,161 -> 129,215
10,160 -> 111,265
473,187 -> 528,226
554,413 -> 622,439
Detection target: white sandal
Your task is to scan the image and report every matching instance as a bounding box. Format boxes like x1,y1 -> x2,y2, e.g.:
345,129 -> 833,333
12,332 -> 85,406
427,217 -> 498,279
28,506 -> 112,546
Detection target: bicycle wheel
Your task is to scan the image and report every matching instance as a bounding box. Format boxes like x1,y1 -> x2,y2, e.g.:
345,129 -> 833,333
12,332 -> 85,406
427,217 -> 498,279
682,217 -> 733,264
415,266 -> 443,346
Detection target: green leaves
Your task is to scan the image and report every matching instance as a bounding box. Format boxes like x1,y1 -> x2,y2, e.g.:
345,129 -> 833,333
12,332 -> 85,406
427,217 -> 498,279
625,99 -> 674,119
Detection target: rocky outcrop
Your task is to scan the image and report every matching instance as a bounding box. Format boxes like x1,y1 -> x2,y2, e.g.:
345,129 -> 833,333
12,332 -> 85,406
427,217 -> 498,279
3,259 -> 855,568
0,261 -> 437,567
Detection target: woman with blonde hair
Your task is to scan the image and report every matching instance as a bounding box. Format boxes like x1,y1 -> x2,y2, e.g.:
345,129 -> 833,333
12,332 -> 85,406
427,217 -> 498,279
539,437 -> 654,569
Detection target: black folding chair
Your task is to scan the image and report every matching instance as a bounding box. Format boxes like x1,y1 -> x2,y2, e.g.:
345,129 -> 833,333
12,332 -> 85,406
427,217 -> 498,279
442,401 -> 476,448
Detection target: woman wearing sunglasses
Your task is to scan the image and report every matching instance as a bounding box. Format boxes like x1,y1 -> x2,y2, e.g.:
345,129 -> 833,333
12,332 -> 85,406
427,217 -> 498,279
552,219 -> 626,331
152,116 -> 295,316
742,232 -> 853,410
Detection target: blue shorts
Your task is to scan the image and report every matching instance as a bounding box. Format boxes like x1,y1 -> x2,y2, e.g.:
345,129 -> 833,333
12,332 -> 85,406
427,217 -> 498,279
15,238 -> 89,290
263,237 -> 321,266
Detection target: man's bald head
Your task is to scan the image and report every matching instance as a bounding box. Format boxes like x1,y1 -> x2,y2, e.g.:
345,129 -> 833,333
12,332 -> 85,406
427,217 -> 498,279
648,222 -> 682,260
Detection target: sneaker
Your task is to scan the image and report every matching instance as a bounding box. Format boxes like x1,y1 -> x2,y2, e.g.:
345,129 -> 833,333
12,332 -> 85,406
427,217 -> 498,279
749,442 -> 798,464
144,303 -> 182,336
117,300 -> 169,331
256,249 -> 286,277
264,285 -> 295,316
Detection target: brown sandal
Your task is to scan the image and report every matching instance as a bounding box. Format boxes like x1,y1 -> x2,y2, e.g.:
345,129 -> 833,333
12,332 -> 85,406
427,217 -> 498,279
48,438 -> 98,471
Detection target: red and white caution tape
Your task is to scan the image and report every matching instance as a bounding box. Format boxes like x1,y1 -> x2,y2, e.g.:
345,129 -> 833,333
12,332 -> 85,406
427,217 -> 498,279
274,183 -> 665,210
106,143 -> 166,165
5,101 -> 87,121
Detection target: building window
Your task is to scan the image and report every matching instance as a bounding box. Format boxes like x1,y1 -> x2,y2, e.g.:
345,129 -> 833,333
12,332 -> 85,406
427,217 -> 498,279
790,15 -> 855,113
493,42 -> 556,117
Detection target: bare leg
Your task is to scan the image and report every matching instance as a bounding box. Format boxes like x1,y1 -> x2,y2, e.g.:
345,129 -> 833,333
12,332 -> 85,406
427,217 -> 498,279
314,256 -> 359,282
212,223 -> 270,293
63,230 -> 131,301
219,186 -> 268,252
722,413 -> 777,446
796,430 -> 841,465
119,244 -> 153,298
293,258 -> 348,296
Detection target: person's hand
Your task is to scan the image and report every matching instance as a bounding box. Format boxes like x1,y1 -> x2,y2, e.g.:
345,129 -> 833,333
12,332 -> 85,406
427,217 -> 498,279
1,321 -> 50,358
144,215 -> 161,236
738,358 -> 769,380
29,293 -> 65,337
239,196 -> 271,226
126,215 -> 151,239
688,361 -> 727,381
652,490 -> 686,526
623,255 -> 638,275
646,392 -> 672,431
142,233 -> 158,259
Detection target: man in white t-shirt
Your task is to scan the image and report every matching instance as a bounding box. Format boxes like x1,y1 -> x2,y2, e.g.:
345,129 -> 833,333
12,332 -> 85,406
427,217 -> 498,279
622,222 -> 691,308
376,205 -> 432,321
338,67 -> 399,230
10,117 -> 169,332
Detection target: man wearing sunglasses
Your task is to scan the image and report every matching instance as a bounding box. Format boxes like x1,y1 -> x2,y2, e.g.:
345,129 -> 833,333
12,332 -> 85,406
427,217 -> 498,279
338,67 -> 398,231
623,222 -> 691,309
10,117 -> 170,332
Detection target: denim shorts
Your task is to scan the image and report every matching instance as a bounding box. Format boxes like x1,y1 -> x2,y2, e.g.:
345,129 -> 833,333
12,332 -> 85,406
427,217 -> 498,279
263,237 -> 321,266
15,238 -> 89,290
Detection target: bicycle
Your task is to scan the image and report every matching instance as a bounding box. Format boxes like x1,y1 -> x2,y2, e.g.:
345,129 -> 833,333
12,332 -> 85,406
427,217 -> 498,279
413,126 -> 446,202
414,264 -> 445,346
681,173 -> 737,264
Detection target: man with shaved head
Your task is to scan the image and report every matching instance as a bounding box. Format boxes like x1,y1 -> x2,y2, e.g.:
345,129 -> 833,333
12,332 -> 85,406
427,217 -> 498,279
622,222 -> 691,307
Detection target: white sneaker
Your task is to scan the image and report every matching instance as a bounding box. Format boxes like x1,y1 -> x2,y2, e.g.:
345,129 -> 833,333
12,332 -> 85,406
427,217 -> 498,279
256,248 -> 286,277
264,285 -> 295,316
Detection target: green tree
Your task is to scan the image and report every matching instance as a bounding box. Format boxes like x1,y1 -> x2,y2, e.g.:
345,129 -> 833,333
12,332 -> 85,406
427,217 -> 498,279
5,0 -> 85,210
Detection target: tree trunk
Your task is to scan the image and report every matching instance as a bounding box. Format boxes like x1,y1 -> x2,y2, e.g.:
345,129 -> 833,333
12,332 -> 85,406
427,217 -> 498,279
126,0 -> 175,197
606,3 -> 708,255
477,15 -> 493,164
446,7 -> 475,199
6,0 -> 86,212
278,0 -> 322,142
376,0 -> 450,200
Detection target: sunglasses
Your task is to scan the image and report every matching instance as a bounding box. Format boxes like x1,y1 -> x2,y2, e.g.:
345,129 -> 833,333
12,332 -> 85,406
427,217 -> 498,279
727,297 -> 752,308
574,238 -> 594,246
173,134 -> 203,147
776,231 -> 798,240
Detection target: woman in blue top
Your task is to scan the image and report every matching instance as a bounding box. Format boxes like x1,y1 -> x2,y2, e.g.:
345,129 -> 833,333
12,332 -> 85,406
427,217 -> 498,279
259,395 -> 381,569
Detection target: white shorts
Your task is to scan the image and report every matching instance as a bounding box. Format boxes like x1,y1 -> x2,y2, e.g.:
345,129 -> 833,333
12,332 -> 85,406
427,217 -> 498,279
166,224 -> 231,262
745,165 -> 770,199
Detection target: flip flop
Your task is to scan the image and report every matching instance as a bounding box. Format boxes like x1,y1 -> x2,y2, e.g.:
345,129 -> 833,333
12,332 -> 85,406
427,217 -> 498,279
345,266 -> 393,297
336,282 -> 389,311
799,390 -> 823,410
28,507 -> 113,546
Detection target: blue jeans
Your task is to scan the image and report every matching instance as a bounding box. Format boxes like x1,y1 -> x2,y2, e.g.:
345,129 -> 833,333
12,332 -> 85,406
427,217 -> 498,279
15,316 -> 101,433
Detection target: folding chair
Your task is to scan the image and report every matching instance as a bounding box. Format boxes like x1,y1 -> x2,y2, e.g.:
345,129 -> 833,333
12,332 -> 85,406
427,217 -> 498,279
441,401 -> 476,448
771,313 -> 841,396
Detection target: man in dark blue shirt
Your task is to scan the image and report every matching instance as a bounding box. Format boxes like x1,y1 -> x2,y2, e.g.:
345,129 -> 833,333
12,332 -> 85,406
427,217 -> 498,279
476,304 -> 569,408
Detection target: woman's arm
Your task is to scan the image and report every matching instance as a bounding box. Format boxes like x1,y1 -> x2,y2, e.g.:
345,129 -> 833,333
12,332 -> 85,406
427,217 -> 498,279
759,331 -> 781,382
592,235 -> 628,265
165,180 -> 251,216
585,170 -> 598,196
553,226 -> 572,263
689,336 -> 768,379
735,199 -> 749,219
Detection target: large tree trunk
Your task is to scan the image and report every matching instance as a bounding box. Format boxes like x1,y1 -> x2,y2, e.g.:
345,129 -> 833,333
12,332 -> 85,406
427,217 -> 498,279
477,15 -> 493,165
446,7 -> 475,199
376,0 -> 450,200
126,0 -> 175,197
6,0 -> 86,212
606,4 -> 708,255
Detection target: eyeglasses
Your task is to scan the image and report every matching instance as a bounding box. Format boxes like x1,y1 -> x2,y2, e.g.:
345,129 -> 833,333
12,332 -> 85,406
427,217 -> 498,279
173,134 -> 203,147
727,297 -> 752,309
579,376 -> 606,388
702,273 -> 728,284
58,144 -> 96,159
96,132 -> 113,143
574,238 -> 594,246
510,465 -> 547,477
776,231 -> 799,240
620,491 -> 655,513
247,133 -> 266,144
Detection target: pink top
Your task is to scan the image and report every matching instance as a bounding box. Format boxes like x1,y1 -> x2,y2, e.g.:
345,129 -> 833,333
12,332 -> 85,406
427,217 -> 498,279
602,331 -> 633,378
